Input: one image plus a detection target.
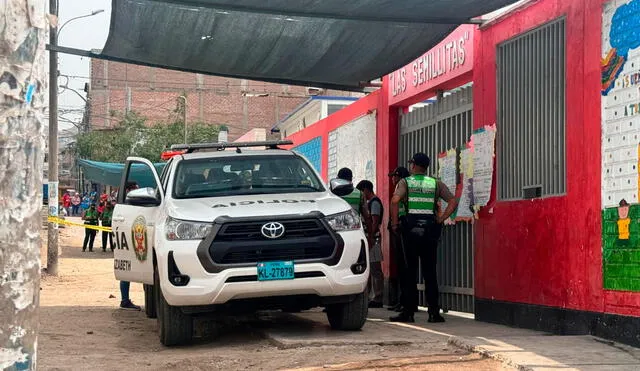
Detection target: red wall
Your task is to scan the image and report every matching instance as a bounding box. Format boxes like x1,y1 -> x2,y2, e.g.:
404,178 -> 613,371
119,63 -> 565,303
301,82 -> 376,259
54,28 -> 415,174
473,0 -> 640,316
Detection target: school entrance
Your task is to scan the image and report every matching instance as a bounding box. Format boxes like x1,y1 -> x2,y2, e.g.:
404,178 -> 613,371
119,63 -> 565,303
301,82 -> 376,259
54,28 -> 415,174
398,86 -> 474,313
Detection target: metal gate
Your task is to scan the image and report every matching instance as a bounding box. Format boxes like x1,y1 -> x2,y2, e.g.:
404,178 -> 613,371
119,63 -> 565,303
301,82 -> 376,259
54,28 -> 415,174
398,86 -> 474,313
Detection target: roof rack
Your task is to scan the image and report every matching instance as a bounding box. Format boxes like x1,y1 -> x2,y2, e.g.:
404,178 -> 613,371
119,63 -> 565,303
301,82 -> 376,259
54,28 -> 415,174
170,140 -> 294,153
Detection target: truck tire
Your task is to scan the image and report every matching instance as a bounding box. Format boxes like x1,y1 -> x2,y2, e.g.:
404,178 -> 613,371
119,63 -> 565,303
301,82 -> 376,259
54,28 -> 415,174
144,284 -> 157,319
326,292 -> 368,331
155,268 -> 193,346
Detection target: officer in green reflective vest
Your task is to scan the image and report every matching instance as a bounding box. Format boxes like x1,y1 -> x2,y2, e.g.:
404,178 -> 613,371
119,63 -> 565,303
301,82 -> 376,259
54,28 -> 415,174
390,153 -> 458,323
337,167 -> 372,242
338,168 -> 364,213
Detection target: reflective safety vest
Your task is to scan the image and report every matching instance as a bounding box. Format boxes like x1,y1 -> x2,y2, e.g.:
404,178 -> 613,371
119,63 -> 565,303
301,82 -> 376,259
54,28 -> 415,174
406,175 -> 437,215
341,188 -> 363,214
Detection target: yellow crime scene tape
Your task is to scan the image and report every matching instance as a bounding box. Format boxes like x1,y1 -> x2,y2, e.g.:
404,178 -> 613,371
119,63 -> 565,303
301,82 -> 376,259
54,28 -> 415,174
47,216 -> 113,232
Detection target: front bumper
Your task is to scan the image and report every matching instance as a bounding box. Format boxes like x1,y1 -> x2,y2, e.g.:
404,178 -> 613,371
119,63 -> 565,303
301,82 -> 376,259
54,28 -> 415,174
156,229 -> 368,307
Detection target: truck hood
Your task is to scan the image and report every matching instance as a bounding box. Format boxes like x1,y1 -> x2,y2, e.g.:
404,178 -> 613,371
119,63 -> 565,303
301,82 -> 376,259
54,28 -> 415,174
166,192 -> 351,222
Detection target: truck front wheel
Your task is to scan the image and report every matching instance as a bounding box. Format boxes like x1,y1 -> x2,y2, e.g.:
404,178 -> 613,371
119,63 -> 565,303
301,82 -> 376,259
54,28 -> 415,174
154,268 -> 193,346
326,292 -> 368,331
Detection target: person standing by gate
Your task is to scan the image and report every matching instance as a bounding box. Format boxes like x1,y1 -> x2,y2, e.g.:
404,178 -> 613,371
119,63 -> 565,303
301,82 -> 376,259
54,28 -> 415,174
387,166 -> 410,312
356,180 -> 384,308
390,153 -> 458,323
82,203 -> 99,252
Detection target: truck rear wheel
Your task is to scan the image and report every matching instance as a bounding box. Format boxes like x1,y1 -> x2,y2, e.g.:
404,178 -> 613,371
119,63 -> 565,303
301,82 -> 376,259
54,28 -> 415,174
155,268 -> 193,346
326,292 -> 368,331
144,284 -> 157,318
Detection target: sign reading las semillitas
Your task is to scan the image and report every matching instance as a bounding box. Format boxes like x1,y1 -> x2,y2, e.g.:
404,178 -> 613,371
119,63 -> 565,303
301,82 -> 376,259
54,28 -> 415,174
388,25 -> 475,105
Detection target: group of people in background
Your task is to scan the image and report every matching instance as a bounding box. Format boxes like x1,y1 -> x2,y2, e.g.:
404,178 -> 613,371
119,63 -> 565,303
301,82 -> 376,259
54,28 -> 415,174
60,190 -> 117,217
334,151 -> 458,324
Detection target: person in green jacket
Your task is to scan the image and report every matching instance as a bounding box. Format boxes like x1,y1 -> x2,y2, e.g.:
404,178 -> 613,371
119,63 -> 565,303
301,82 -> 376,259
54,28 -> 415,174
337,167 -> 372,236
100,201 -> 115,252
82,203 -> 99,252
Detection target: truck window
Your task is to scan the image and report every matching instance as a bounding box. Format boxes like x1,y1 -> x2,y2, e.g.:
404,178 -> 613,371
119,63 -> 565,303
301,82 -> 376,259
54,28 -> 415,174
173,155 -> 325,199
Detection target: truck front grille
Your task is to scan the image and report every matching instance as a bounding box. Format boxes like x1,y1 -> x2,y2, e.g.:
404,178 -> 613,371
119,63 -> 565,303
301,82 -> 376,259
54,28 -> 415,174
209,218 -> 337,265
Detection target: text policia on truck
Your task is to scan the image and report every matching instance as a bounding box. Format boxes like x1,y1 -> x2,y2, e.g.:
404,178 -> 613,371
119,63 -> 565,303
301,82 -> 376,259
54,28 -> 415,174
112,140 -> 370,346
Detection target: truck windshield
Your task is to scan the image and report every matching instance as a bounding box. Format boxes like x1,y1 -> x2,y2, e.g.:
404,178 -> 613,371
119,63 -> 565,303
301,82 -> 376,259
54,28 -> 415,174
172,155 -> 325,199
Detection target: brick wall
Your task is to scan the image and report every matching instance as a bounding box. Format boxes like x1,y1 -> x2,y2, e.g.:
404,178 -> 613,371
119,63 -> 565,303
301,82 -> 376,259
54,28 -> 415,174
88,60 -> 361,140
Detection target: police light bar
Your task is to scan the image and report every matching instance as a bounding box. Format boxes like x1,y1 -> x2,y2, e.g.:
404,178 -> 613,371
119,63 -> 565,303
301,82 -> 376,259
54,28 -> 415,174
170,140 -> 294,153
160,150 -> 186,161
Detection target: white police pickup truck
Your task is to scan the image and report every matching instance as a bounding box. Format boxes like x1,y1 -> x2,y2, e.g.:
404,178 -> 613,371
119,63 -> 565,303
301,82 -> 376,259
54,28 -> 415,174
112,140 -> 369,345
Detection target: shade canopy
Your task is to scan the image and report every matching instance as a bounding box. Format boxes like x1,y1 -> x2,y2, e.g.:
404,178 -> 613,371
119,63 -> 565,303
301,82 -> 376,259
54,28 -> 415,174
97,0 -> 520,90
78,159 -> 166,188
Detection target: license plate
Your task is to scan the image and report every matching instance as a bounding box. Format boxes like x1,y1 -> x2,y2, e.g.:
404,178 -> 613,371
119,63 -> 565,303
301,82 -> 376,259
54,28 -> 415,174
257,261 -> 294,281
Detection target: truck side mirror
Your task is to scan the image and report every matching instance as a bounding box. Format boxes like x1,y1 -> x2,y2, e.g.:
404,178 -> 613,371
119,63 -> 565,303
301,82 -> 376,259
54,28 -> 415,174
125,187 -> 161,207
330,178 -> 354,197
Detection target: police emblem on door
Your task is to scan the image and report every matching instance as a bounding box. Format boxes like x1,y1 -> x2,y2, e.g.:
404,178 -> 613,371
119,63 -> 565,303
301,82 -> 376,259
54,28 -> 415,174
131,215 -> 148,261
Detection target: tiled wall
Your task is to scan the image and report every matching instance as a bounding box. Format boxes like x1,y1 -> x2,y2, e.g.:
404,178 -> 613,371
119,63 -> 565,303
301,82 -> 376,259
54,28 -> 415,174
292,137 -> 322,173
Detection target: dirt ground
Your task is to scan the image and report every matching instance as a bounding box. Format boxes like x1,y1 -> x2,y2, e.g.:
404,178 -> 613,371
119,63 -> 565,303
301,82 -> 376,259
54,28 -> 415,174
38,218 -> 508,370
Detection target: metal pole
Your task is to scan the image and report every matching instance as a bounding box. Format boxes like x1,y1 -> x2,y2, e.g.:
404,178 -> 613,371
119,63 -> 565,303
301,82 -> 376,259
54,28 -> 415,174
47,0 -> 60,276
0,0 -> 47,368
179,95 -> 187,144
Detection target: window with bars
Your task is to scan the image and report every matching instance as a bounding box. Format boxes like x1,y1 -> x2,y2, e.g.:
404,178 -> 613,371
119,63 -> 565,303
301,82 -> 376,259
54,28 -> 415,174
496,18 -> 567,200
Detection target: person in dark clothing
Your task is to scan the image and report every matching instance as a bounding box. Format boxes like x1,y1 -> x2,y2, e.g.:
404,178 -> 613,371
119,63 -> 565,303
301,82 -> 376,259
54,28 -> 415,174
390,153 -> 458,323
356,180 -> 384,308
100,202 -> 115,252
387,166 -> 411,312
82,203 -> 99,252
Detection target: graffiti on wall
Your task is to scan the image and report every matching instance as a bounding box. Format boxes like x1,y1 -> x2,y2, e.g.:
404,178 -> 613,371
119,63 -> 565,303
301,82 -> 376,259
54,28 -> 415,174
327,113 -> 376,188
601,0 -> 640,292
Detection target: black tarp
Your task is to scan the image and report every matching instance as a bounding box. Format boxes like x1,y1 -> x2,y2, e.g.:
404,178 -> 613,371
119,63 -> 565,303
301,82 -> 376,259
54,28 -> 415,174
100,0 -> 519,90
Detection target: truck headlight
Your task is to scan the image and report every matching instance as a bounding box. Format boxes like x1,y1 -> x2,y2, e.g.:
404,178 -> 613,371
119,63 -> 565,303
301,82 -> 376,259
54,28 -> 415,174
325,209 -> 361,232
165,217 -> 212,240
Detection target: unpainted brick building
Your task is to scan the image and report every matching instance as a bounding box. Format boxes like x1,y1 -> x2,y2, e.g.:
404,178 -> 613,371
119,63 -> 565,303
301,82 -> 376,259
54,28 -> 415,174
88,59 -> 362,140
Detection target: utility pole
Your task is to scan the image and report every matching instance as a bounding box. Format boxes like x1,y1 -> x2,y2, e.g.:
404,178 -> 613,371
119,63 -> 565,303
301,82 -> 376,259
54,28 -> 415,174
179,95 -> 187,144
0,0 -> 47,369
46,0 -> 59,276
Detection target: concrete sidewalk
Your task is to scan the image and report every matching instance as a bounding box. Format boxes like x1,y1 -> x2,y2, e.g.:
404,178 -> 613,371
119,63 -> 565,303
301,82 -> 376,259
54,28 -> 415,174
367,309 -> 640,371
260,309 -> 640,370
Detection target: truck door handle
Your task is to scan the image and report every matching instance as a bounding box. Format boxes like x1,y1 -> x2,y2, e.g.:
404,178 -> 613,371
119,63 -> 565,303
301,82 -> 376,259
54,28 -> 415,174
112,216 -> 125,222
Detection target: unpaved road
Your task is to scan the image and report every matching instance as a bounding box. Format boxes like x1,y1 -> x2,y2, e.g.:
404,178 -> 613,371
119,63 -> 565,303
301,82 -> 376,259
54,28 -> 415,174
38,219 -> 507,370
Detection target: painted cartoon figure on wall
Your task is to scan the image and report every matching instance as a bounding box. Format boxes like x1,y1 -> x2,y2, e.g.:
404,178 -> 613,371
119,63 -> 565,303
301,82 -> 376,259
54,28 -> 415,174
617,199 -> 631,241
601,0 -> 640,293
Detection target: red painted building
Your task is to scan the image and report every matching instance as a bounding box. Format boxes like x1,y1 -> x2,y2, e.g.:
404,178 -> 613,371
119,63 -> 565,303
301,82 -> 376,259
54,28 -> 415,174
286,0 -> 640,347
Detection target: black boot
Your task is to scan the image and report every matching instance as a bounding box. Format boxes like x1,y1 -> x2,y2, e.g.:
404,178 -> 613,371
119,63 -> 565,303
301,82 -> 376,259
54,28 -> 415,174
389,312 -> 414,323
428,313 -> 445,323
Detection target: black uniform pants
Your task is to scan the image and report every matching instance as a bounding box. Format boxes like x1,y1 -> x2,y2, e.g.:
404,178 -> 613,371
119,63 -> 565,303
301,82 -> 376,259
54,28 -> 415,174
102,229 -> 114,250
83,226 -> 97,251
390,226 -> 404,306
399,218 -> 442,316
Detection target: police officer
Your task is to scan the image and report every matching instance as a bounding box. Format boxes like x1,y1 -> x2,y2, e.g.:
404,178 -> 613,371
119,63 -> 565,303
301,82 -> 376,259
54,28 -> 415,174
336,167 -> 372,231
390,153 -> 458,323
337,168 -> 364,212
387,166 -> 410,312
82,203 -> 99,252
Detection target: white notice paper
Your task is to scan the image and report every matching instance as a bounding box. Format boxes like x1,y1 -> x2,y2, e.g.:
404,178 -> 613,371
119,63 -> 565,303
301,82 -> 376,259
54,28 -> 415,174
471,124 -> 496,210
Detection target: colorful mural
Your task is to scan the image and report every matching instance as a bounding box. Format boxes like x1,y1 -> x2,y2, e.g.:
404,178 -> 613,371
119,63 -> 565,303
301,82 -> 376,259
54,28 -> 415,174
601,0 -> 640,292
